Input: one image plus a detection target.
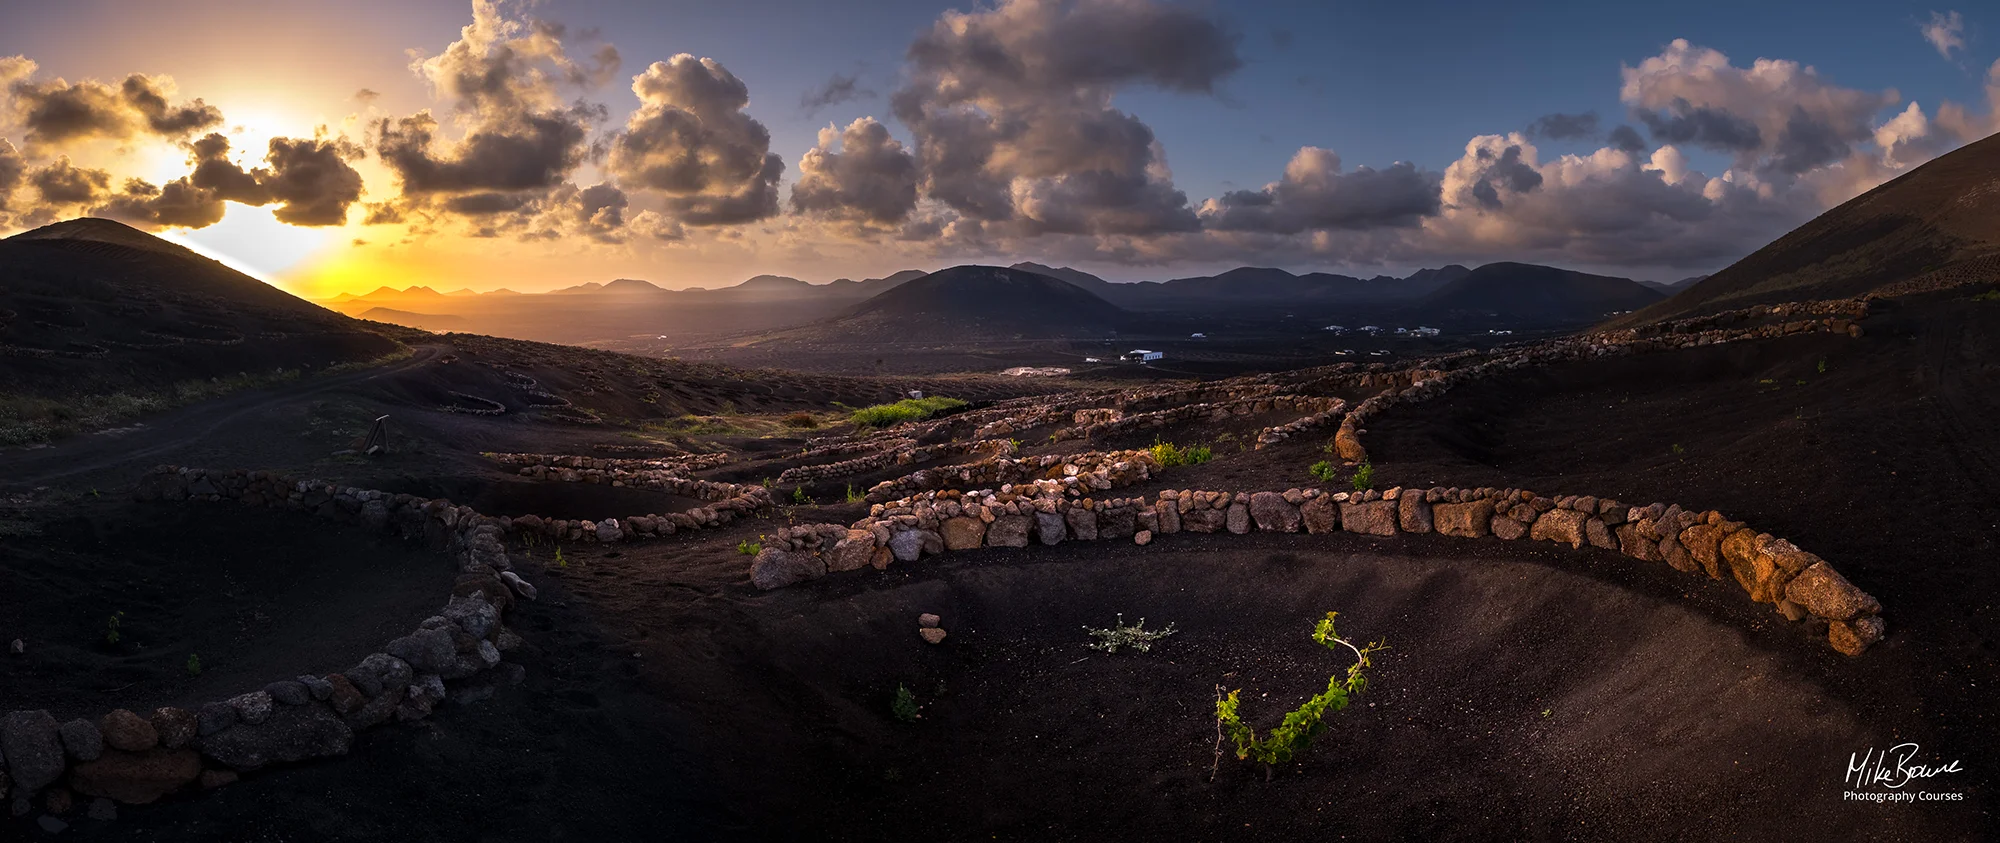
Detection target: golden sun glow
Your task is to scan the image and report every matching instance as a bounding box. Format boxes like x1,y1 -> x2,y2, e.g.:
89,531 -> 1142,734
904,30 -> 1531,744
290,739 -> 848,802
162,204 -> 338,283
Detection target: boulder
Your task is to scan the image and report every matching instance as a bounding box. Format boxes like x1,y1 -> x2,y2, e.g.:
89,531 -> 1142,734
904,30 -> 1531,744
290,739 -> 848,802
66,749 -> 200,805
1034,511 -> 1068,544
1615,524 -> 1657,561
918,628 -> 948,645
1584,517 -> 1619,551
1679,522 -> 1728,577
1397,494 -> 1433,534
1249,492 -> 1301,533
1528,509 -> 1588,549
1339,501 -> 1398,537
344,654 -> 414,699
1490,515 -> 1527,541
1181,508 -> 1226,533
200,704 -> 354,771
229,692 -> 274,726
1829,616 -> 1887,656
148,707 -> 197,747
1300,495 -> 1340,534
1784,563 -> 1882,621
1134,529 -> 1153,546
58,719 -> 102,762
441,594 -> 499,640
827,531 -> 876,573
385,627 -> 458,675
325,675 -> 365,716
96,711 -> 156,753
1717,528 -> 1761,583
1098,507 -> 1137,539
751,548 -> 826,590
1,710 -> 65,792
986,515 -> 1031,547
1747,539 -> 1818,604
1225,503 -> 1251,535
1065,507 -> 1100,541
1432,500 -> 1494,538
940,516 -> 987,551
889,529 -> 941,562
1156,503 -> 1181,534
1657,532 -> 1697,574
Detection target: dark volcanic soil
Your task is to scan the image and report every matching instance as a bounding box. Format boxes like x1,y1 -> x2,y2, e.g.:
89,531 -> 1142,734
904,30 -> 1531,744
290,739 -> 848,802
0,499 -> 457,720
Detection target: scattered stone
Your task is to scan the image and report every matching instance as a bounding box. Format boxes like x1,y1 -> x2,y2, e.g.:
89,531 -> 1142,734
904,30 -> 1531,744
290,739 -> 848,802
68,749 -> 201,805
918,628 -> 948,645
97,710 -> 157,753
498,570 -> 539,600
1133,529 -> 1153,546
37,815 -> 66,834
918,613 -> 941,629
1,710 -> 65,792
7,639 -> 21,655
59,718 -> 104,762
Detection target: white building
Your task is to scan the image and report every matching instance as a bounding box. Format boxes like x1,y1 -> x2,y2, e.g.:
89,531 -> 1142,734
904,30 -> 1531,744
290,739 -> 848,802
1413,326 -> 1440,337
1121,349 -> 1164,363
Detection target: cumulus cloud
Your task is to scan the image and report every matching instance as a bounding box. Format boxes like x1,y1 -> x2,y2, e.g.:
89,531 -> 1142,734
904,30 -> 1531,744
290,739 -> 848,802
0,138 -> 23,211
1526,111 -> 1600,140
84,131 -> 367,229
1936,58 -> 2000,142
371,0 -> 614,229
606,55 -> 784,226
28,157 -> 111,205
885,0 -> 1239,237
790,117 -> 918,228
1620,39 -> 1899,180
1921,11 -> 1966,60
2,58 -> 223,144
1199,147 -> 1438,233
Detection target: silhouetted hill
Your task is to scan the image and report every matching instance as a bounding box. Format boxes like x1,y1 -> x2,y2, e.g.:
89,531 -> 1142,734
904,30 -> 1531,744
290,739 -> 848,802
0,218 -> 406,441
1616,131 -> 2000,325
844,265 -> 1126,330
358,307 -> 470,332
1420,262 -> 1663,323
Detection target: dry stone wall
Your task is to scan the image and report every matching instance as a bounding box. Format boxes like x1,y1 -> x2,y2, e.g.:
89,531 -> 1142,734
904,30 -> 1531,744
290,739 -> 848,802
485,451 -> 729,475
862,449 -> 1158,504
779,438 -> 1014,484
751,481 -> 1884,656
0,467 -> 538,819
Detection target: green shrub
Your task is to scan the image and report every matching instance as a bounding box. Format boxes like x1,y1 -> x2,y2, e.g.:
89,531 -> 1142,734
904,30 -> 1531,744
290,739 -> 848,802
105,611 -> 126,646
892,684 -> 921,723
850,397 -> 967,428
1350,461 -> 1374,492
1817,357 -> 1829,373
1214,611 -> 1385,779
1972,288 -> 2000,302
845,484 -> 864,503
1083,614 -> 1178,654
1149,438 -> 1215,468
791,485 -> 811,505
1308,460 -> 1338,482
186,653 -> 202,677
737,538 -> 763,555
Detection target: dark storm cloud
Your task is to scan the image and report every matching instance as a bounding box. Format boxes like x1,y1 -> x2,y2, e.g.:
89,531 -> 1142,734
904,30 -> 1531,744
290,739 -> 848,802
606,55 -> 784,226
1526,111 -> 1599,140
376,109 -> 593,194
1199,148 -> 1439,233
800,73 -> 873,113
261,135 -> 367,225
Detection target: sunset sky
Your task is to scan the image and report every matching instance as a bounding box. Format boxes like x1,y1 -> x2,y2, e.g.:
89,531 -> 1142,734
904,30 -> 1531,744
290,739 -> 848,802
1,0 -> 1996,296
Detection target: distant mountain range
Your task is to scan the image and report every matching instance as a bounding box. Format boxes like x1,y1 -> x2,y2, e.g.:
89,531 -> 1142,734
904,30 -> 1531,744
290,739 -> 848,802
320,258 -> 1665,344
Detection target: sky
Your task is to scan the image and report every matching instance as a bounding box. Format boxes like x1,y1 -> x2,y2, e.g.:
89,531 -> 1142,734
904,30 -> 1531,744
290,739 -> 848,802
0,0 -> 1996,297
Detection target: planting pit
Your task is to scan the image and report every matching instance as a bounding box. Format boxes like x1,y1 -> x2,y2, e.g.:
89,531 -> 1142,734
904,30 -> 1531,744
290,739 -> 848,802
0,499 -> 456,719
548,530 -> 1967,841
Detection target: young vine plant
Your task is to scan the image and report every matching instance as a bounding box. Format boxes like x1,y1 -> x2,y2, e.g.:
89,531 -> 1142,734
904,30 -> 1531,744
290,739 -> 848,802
1213,611 -> 1387,780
